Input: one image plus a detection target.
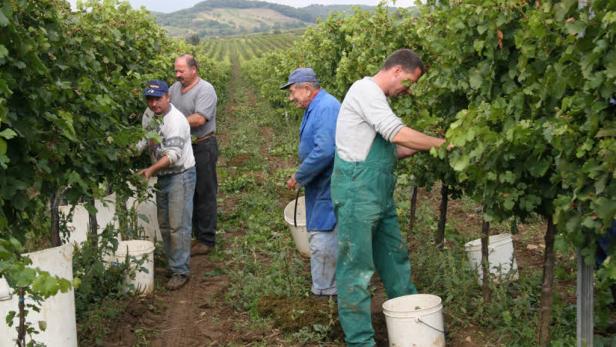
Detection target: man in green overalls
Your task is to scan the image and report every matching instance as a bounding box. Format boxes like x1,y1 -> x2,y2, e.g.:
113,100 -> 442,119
332,48 -> 447,346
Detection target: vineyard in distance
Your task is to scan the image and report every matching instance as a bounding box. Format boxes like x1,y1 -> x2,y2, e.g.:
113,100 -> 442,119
199,29 -> 303,63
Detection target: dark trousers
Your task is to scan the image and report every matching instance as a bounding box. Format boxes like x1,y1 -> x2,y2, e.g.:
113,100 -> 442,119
192,136 -> 218,246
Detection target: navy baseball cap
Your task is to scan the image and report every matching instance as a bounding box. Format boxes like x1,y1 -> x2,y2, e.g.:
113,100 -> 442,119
280,67 -> 318,89
143,80 -> 169,97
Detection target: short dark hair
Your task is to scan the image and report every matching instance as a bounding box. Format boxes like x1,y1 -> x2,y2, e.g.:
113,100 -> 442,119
178,54 -> 199,71
382,49 -> 425,74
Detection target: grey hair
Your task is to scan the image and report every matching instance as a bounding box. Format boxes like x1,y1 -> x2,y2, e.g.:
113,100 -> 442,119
177,54 -> 199,71
296,81 -> 320,89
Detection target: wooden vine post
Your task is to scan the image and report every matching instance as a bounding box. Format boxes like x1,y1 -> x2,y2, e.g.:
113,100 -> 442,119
436,183 -> 448,249
480,216 -> 491,302
408,185 -> 418,238
538,217 -> 556,347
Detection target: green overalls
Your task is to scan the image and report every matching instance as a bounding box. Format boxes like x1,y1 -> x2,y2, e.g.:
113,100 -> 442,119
331,134 -> 417,347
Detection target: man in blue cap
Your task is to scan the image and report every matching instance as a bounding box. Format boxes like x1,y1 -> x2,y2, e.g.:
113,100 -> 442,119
138,80 -> 196,290
282,68 -> 340,297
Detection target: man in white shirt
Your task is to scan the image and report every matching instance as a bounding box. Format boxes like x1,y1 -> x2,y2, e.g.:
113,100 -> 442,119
332,49 -> 447,346
139,80 -> 196,291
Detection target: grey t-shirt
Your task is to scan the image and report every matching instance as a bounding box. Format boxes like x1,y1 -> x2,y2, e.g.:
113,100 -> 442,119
169,78 -> 217,138
336,77 -> 404,162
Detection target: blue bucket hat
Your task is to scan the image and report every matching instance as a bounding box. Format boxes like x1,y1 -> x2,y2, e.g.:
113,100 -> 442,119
143,80 -> 169,97
280,67 -> 318,90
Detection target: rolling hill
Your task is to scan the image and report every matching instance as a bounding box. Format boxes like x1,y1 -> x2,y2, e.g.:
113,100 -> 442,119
154,0 -> 374,38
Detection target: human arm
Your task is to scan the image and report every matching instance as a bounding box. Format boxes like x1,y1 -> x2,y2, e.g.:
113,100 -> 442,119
294,106 -> 337,186
186,113 -> 207,128
158,112 -> 188,165
349,79 -> 409,144
392,126 -> 446,151
138,155 -> 170,179
396,145 -> 418,159
139,112 -> 189,178
187,83 -> 217,129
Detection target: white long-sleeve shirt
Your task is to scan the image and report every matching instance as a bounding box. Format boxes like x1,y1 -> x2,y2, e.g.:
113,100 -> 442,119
335,77 -> 404,162
140,103 -> 195,176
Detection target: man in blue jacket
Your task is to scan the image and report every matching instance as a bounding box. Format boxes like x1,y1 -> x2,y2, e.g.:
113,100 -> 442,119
282,68 -> 340,296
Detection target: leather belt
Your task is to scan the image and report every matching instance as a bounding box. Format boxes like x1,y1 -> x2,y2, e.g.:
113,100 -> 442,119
193,132 -> 215,144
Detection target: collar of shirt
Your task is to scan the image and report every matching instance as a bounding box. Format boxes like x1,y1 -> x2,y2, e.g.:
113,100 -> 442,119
306,89 -> 325,114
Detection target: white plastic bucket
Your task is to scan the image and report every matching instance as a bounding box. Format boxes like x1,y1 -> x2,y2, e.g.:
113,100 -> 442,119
59,203 -> 89,245
126,177 -> 161,242
0,244 -> 77,347
464,233 -> 519,284
59,193 -> 120,247
126,197 -> 161,242
283,196 -> 310,257
0,277 -> 10,302
111,240 -> 156,295
382,294 -> 445,347
95,193 -> 118,232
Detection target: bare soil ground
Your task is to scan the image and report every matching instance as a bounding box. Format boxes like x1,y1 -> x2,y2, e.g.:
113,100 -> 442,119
103,254 -> 241,346
98,56 -> 389,347
91,58 -> 614,347
100,57 -> 280,346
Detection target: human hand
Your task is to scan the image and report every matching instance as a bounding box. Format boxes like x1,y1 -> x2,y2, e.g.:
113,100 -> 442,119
286,174 -> 298,190
396,145 -> 417,159
137,168 -> 152,180
148,139 -> 158,151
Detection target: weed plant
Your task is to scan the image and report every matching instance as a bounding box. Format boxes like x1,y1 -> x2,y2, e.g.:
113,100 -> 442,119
218,75 -> 343,344
73,228 -> 130,345
219,66 -> 615,345
397,181 -> 579,346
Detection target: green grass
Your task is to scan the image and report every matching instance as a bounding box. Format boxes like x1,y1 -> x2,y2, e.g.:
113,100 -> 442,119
394,182 -> 583,345
214,66 -> 345,344
215,61 -> 598,345
75,54 -> 615,346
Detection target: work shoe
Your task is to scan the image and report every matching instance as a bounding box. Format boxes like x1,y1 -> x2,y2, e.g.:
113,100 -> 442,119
165,274 -> 189,291
191,242 -> 213,256
313,294 -> 337,302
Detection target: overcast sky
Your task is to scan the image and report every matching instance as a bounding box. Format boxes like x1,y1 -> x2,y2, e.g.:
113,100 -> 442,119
67,0 -> 413,13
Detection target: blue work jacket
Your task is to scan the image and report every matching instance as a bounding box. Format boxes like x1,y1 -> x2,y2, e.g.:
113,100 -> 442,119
295,89 -> 340,231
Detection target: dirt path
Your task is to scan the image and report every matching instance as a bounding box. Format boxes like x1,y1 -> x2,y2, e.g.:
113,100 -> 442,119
148,256 -> 232,346
97,52 -> 616,346
146,56 -> 266,346
103,56 -> 283,347
104,247 -> 258,346
101,53 -> 403,347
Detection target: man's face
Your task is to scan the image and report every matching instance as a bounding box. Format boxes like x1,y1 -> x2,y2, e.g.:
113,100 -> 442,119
288,83 -> 312,109
146,93 -> 171,115
175,58 -> 197,87
390,66 -> 423,97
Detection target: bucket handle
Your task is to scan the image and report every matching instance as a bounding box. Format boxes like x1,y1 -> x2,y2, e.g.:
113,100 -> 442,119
417,318 -> 445,334
293,188 -> 301,228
